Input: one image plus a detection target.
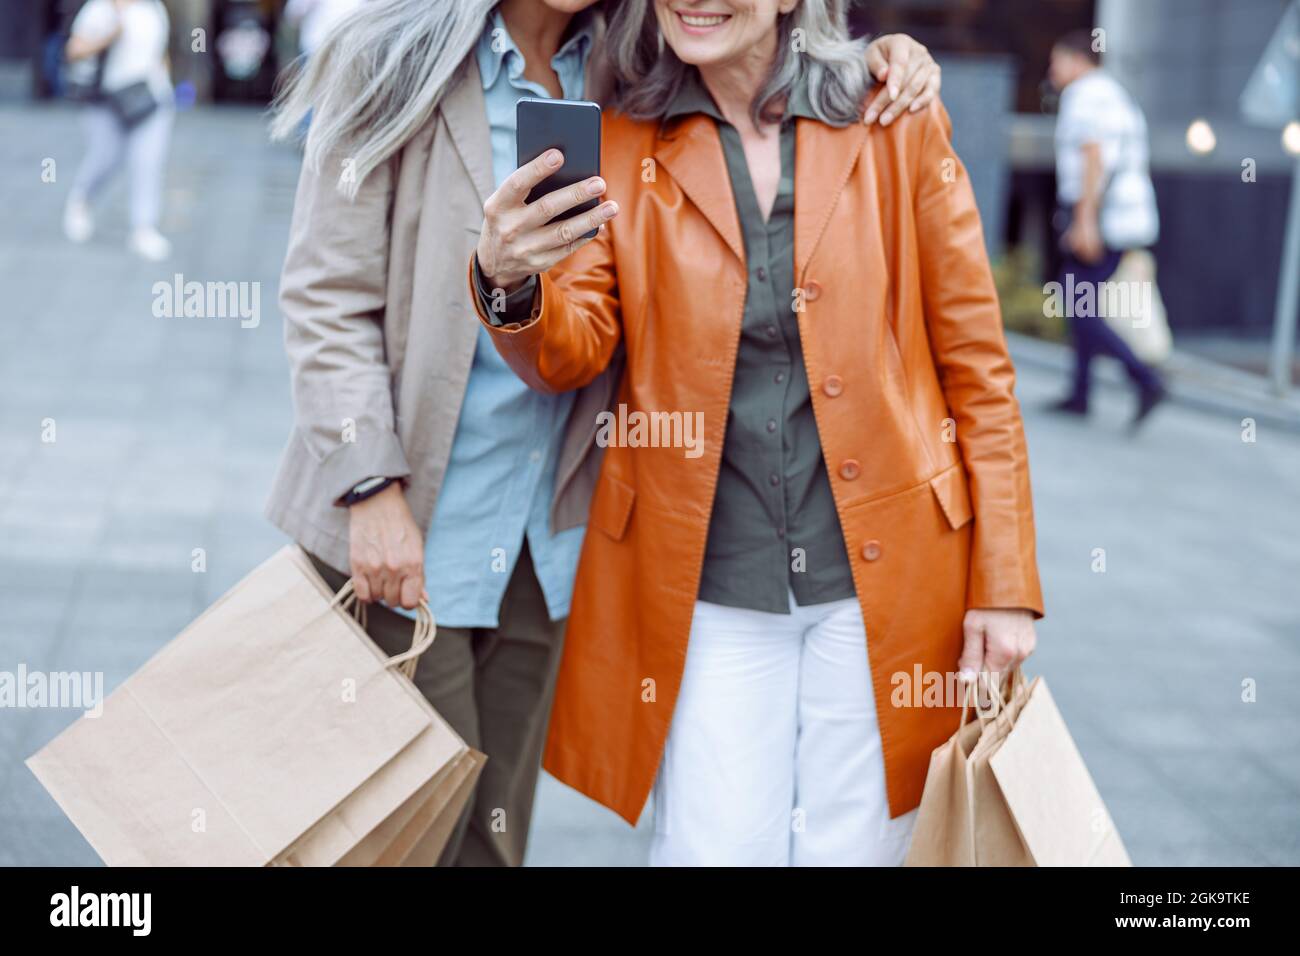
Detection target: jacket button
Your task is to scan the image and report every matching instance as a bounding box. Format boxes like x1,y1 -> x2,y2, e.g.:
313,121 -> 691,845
839,459 -> 861,480
862,539 -> 883,562
823,375 -> 844,397
805,281 -> 823,302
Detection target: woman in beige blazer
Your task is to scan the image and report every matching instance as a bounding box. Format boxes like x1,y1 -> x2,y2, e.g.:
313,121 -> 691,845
266,0 -> 940,866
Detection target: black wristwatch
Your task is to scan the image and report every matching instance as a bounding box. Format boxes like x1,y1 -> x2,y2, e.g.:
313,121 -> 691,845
341,476 -> 398,507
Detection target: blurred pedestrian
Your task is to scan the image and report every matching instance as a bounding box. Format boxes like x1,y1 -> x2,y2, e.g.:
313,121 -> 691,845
1047,28 -> 1165,427
267,0 -> 940,866
284,0 -> 362,58
62,0 -> 174,261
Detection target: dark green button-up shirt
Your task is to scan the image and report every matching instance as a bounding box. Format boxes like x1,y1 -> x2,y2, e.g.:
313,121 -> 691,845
666,69 -> 854,614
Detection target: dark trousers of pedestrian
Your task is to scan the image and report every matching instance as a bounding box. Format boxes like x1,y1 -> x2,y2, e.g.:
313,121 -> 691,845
1055,214 -> 1163,410
309,543 -> 565,867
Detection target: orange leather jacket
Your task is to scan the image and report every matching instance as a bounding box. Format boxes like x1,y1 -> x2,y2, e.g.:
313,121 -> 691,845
472,98 -> 1044,822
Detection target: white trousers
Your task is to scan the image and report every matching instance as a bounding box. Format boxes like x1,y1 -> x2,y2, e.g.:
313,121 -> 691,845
649,594 -> 917,866
70,104 -> 174,230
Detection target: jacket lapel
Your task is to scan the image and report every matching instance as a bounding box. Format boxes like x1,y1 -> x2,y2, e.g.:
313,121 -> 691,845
794,118 -> 869,283
441,60 -> 495,208
654,116 -> 746,266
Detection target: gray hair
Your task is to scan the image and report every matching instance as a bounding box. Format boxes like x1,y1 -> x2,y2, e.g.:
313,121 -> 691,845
269,0 -> 497,198
605,0 -> 873,127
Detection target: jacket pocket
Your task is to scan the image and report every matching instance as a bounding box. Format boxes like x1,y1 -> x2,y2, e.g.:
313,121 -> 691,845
929,463 -> 974,531
588,472 -> 636,542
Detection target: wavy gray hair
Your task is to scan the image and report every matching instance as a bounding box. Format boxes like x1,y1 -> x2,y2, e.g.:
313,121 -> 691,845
605,0 -> 873,127
269,0 -> 497,199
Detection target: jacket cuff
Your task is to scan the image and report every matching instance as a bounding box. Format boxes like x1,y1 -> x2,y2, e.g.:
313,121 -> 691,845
318,427 -> 411,506
472,254 -> 539,327
966,575 -> 1045,620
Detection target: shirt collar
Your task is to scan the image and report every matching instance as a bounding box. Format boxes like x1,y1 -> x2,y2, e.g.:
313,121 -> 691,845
663,66 -> 818,126
476,8 -> 597,91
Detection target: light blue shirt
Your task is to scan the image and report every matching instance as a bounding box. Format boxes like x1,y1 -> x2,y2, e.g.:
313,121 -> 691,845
420,10 -> 594,628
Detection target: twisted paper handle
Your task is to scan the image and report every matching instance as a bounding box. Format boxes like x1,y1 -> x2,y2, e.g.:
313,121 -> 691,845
959,666 -> 1027,728
330,581 -> 436,681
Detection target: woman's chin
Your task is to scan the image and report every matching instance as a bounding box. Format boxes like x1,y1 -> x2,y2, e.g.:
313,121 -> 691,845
665,40 -> 732,68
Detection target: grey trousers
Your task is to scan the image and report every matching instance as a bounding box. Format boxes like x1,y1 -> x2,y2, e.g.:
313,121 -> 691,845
309,543 -> 566,867
69,104 -> 173,230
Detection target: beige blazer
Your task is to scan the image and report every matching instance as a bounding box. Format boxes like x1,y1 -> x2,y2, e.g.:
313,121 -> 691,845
265,50 -> 619,574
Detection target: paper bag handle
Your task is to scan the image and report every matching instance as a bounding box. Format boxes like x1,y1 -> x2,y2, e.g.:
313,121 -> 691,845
959,667 -> 1027,727
330,581 -> 436,681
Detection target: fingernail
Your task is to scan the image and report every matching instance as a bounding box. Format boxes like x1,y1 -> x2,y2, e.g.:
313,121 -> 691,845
545,149 -> 562,167
911,101 -> 923,112
890,85 -> 899,98
880,113 -> 893,127
864,109 -> 878,124
602,202 -> 618,218
587,177 -> 605,195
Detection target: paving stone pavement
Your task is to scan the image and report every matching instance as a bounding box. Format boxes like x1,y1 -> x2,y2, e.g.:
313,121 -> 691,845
1,104 -> 1297,867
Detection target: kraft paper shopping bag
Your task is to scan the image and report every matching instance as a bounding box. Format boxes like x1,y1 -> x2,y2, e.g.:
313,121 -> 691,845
988,677 -> 1131,866
905,670 -> 1129,867
28,546 -> 469,867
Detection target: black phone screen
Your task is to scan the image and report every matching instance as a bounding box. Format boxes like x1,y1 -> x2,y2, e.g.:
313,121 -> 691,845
515,97 -> 602,240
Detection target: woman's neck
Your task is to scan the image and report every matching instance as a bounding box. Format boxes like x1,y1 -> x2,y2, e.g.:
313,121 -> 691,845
696,32 -> 780,136
499,0 -> 575,66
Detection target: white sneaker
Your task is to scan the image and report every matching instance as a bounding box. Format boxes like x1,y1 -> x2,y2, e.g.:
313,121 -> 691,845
129,227 -> 172,262
63,199 -> 94,243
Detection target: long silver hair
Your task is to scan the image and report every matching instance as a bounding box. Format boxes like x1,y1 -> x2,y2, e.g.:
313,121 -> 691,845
605,0 -> 872,127
268,0 -> 497,198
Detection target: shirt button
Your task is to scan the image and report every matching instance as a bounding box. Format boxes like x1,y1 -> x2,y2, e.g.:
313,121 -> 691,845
839,459 -> 861,480
769,473 -> 780,487
766,419 -> 778,433
765,324 -> 778,338
774,370 -> 786,384
757,266 -> 768,281
805,281 -> 823,302
776,526 -> 785,539
529,449 -> 542,463
823,375 -> 844,397
862,539 -> 883,562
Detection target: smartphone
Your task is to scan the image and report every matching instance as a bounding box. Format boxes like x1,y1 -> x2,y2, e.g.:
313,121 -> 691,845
516,97 -> 602,240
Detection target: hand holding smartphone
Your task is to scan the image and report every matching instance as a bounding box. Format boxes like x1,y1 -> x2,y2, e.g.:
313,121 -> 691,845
475,97 -> 618,293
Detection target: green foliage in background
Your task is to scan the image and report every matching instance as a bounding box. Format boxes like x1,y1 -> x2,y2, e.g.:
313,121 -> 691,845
993,246 -> 1066,343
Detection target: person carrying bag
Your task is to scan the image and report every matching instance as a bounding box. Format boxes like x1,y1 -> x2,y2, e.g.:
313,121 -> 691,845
62,0 -> 175,261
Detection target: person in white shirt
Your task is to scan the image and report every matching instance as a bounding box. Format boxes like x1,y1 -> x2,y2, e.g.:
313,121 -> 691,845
1048,29 -> 1165,428
63,0 -> 174,261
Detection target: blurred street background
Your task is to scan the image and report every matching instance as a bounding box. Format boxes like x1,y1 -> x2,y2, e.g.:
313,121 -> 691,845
1,0 -> 1299,866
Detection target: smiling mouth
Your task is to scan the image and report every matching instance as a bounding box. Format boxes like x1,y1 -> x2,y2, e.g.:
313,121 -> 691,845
676,11 -> 732,30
